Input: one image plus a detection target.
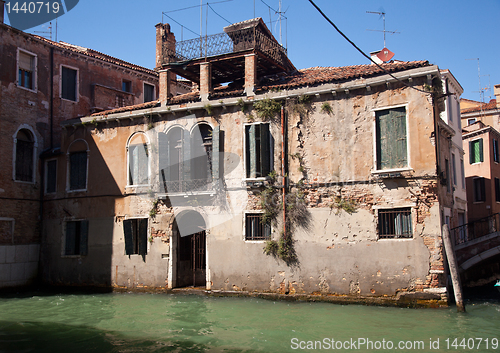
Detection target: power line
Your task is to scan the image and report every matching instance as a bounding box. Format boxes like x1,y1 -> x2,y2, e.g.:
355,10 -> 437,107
163,0 -> 233,14
307,0 -> 431,95
207,3 -> 232,25
161,13 -> 199,37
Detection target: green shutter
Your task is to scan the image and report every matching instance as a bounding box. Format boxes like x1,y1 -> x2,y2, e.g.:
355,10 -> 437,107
183,129 -> 191,181
479,138 -> 484,162
376,108 -> 407,170
79,220 -> 89,256
65,221 -> 76,255
212,125 -> 220,180
138,218 -> 148,256
123,219 -> 134,255
249,125 -> 257,178
260,123 -> 271,176
392,108 -> 407,168
376,110 -> 390,169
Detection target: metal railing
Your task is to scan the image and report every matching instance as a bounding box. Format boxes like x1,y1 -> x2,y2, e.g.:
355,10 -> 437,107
162,178 -> 213,194
451,213 -> 500,245
161,29 -> 288,67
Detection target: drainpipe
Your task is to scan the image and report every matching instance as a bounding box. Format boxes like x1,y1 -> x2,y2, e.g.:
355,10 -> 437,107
281,105 -> 286,236
50,46 -> 54,149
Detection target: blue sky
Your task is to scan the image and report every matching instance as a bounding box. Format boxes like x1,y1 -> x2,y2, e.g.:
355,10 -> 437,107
5,0 -> 499,101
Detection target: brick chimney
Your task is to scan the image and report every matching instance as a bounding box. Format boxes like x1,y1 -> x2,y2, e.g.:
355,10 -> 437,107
1,0 -> 5,24
155,23 -> 177,104
495,84 -> 500,108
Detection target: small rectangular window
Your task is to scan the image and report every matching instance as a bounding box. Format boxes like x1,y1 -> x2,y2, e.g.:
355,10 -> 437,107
245,213 -> 271,241
460,159 -> 465,189
64,220 -> 88,256
61,66 -> 77,101
45,159 -> 57,194
469,139 -> 484,164
473,177 -> 486,202
122,80 -> 131,93
468,118 -> 476,126
144,83 -> 155,103
496,178 -> 500,203
245,123 -> 272,178
378,208 -> 412,239
445,158 -> 451,192
18,50 -> 36,90
123,218 -> 148,255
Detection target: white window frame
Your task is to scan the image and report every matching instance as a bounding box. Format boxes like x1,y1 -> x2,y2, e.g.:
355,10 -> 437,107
16,48 -> 37,92
126,132 -> 151,187
371,104 -> 412,173
12,124 -> 38,184
66,139 -> 89,193
60,64 -> 79,102
243,211 -> 272,242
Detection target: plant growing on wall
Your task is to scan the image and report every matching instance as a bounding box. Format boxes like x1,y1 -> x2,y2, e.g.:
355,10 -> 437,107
204,104 -> 213,116
237,98 -> 247,113
331,196 -> 358,214
149,199 -> 159,218
320,102 -> 333,115
253,98 -> 281,122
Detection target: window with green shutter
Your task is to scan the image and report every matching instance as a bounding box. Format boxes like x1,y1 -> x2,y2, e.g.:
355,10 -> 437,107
245,123 -> 272,178
469,139 -> 483,164
375,107 -> 408,170
64,220 -> 88,256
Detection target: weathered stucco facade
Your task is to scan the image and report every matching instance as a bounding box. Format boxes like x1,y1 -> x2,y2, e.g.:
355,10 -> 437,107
37,19 -> 461,306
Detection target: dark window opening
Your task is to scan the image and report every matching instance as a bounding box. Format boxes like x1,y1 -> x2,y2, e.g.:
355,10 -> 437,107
495,178 -> 500,203
494,139 -> 499,163
473,177 -> 486,202
62,66 -> 77,101
245,213 -> 271,241
245,123 -> 271,178
378,208 -> 412,239
15,129 -> 34,182
144,83 -> 155,102
45,160 -> 57,193
123,218 -> 148,255
69,151 -> 87,190
65,220 -> 88,256
122,80 -> 131,93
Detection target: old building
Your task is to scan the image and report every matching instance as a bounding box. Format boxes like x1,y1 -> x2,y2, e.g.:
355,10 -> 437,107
460,84 -> 500,131
40,18 -> 461,305
0,3 -> 160,288
462,121 -> 500,223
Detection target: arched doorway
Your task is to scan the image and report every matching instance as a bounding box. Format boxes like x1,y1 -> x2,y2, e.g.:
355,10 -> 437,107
174,210 -> 206,288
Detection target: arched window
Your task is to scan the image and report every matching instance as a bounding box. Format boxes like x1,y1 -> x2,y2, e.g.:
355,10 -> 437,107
127,133 -> 149,186
14,128 -> 35,182
68,140 -> 88,191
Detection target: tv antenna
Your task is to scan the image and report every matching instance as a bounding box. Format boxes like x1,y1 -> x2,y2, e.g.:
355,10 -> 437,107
466,58 -> 490,104
34,21 -> 53,41
366,10 -> 399,48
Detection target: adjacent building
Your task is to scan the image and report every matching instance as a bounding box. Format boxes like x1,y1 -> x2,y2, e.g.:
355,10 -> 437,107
0,5 -> 160,288
37,18 -> 463,305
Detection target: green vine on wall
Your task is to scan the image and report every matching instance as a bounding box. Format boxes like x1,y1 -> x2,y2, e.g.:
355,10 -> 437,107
253,98 -> 282,122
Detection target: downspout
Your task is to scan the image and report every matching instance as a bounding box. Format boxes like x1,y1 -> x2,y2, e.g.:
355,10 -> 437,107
281,105 -> 286,236
50,46 -> 54,149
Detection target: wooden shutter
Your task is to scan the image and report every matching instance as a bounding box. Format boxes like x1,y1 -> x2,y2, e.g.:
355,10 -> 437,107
158,132 -> 169,192
376,108 -> 407,170
138,218 -> 148,256
212,126 -> 220,180
248,125 -> 257,178
479,139 -> 484,162
65,221 -> 76,255
183,129 -> 191,181
260,123 -> 271,177
123,219 -> 134,255
469,141 -> 474,164
79,220 -> 89,256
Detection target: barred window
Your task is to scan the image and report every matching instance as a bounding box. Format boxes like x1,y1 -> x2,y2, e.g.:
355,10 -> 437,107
378,208 -> 412,239
245,213 -> 271,241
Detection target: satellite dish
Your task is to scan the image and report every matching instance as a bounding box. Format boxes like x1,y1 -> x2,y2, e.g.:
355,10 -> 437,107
377,47 -> 395,62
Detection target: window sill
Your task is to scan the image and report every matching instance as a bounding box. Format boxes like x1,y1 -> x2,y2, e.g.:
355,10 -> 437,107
377,237 -> 413,241
61,97 -> 78,103
67,189 -> 87,193
371,167 -> 413,175
17,85 -> 37,93
61,255 -> 85,258
14,179 -> 35,184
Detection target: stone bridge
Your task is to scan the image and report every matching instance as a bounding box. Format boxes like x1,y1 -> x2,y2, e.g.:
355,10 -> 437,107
451,213 -> 500,286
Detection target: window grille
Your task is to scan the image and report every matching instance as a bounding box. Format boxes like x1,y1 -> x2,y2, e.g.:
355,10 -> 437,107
378,208 -> 412,239
245,213 -> 271,241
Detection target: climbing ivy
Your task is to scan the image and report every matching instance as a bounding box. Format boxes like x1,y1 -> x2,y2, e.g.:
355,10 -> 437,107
253,98 -> 281,122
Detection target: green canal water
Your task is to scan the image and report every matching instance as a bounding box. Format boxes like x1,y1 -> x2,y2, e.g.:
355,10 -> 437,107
0,291 -> 499,353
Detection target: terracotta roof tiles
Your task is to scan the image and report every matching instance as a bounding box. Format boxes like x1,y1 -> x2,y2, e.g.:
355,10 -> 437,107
461,99 -> 498,114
